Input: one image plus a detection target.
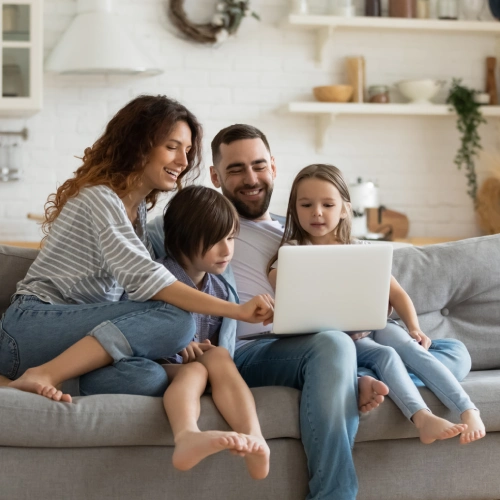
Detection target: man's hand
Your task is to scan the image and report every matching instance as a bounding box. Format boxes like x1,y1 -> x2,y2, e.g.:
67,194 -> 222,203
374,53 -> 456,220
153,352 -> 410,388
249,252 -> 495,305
180,340 -> 215,363
237,294 -> 274,325
408,329 -> 431,350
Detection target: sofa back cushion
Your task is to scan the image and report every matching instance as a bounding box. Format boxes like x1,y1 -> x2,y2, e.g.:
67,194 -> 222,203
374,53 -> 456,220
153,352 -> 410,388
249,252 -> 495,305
0,245 -> 38,315
1,236 -> 499,370
392,235 -> 500,370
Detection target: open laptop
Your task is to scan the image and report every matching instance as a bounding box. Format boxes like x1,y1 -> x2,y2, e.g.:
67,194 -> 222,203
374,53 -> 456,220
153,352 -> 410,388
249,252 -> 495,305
238,243 -> 393,340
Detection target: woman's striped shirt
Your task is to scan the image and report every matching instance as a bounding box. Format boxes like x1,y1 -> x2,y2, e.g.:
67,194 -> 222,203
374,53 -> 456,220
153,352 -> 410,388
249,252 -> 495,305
16,185 -> 176,304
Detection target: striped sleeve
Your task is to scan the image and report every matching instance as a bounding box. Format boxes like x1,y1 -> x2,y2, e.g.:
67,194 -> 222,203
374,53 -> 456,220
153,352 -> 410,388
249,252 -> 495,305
86,187 -> 176,302
98,224 -> 176,301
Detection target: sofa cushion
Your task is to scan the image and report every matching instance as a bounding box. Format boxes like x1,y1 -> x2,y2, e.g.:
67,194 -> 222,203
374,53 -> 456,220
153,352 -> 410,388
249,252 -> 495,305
356,370 -> 500,442
392,235 -> 500,370
2,371 -> 498,448
0,386 -> 300,447
0,245 -> 37,315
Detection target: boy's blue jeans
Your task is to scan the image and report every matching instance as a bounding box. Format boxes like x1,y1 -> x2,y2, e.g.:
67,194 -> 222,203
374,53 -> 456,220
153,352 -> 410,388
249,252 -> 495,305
234,332 -> 471,500
0,295 -> 195,396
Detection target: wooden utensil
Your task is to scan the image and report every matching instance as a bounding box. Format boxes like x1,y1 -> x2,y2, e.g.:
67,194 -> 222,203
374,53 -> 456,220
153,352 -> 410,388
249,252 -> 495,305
486,57 -> 498,105
366,207 -> 409,239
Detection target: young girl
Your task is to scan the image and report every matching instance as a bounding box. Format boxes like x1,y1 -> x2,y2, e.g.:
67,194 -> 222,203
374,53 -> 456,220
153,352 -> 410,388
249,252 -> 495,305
1,94 -> 273,402
268,163 -> 485,445
158,185 -> 269,479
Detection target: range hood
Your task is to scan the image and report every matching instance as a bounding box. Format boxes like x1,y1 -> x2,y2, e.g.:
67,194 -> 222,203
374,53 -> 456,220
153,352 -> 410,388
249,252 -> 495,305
45,0 -> 162,75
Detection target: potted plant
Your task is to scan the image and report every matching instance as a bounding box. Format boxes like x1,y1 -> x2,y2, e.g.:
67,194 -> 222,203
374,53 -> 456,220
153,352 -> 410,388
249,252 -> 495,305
446,78 -> 487,204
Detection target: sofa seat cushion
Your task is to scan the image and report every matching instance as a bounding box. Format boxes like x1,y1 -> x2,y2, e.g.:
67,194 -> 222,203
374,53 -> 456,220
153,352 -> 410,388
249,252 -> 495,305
0,385 -> 300,448
356,370 -> 500,442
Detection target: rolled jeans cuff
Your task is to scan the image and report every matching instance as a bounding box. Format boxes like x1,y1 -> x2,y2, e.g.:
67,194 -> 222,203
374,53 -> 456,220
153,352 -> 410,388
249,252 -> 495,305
88,320 -> 133,362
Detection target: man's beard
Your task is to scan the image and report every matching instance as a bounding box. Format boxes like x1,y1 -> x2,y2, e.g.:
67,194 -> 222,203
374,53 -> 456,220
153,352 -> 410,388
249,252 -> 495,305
221,184 -> 273,220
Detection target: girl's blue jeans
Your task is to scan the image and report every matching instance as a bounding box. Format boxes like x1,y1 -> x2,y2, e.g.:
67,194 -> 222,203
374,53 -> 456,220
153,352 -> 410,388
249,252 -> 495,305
0,295 -> 195,396
235,330 -> 471,500
355,321 -> 475,420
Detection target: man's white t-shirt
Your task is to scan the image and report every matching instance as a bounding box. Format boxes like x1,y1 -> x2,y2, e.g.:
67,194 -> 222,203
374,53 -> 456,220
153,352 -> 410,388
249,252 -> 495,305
232,218 -> 283,349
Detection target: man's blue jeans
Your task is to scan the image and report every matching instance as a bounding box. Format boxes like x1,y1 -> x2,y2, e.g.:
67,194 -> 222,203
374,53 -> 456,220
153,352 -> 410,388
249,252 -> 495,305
0,295 -> 195,396
234,333 -> 471,500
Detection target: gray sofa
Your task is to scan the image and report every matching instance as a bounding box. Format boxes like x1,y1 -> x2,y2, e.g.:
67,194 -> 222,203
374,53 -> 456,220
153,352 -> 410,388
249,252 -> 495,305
1,236 -> 500,500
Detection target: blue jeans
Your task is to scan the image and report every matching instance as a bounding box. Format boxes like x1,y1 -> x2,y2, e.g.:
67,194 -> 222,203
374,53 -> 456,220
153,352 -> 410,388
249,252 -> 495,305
235,331 -> 359,500
235,332 -> 471,500
355,322 -> 475,420
0,295 -> 195,396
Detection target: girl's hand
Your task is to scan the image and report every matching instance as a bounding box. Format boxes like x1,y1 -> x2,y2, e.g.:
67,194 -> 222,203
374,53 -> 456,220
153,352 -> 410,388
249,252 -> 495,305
180,340 -> 215,363
408,329 -> 431,350
237,294 -> 274,325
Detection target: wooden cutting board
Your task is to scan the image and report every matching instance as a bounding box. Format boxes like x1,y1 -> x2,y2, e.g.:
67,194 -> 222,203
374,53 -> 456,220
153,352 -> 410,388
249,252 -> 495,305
366,207 -> 409,239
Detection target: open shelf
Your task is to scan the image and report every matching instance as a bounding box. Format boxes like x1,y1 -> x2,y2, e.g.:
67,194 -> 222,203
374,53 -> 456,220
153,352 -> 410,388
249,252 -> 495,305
288,102 -> 500,116
287,102 -> 500,149
287,14 -> 500,63
288,14 -> 500,33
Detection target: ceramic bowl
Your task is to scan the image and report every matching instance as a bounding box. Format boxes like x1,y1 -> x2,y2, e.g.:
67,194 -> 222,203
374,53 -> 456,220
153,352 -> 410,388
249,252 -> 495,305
396,79 -> 445,104
313,85 -> 354,103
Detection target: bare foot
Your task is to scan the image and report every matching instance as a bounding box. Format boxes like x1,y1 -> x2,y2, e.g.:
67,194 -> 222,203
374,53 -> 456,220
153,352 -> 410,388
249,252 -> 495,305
413,409 -> 467,444
242,435 -> 270,480
0,375 -> 10,387
358,375 -> 389,413
460,409 -> 486,445
172,430 -> 249,471
7,367 -> 72,403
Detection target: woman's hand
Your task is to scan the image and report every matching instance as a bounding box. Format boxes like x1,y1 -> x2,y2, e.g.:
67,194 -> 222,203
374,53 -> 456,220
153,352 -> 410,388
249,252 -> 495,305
237,294 -> 274,325
180,339 -> 215,363
408,329 -> 431,350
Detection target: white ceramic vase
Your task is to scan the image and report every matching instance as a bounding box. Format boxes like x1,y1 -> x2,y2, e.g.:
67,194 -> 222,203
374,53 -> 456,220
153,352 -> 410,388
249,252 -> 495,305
460,0 -> 485,19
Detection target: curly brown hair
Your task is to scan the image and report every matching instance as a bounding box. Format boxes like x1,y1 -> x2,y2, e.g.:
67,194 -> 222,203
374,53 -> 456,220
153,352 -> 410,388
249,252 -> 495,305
43,95 -> 203,236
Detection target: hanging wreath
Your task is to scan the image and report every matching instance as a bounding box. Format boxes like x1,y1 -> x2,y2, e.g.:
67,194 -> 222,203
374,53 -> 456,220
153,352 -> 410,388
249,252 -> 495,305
168,0 -> 260,45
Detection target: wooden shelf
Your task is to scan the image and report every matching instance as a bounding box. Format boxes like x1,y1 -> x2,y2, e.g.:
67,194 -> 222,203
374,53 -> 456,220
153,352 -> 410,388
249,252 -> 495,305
394,236 -> 465,245
287,102 -> 500,149
287,14 -> 500,63
0,241 -> 41,249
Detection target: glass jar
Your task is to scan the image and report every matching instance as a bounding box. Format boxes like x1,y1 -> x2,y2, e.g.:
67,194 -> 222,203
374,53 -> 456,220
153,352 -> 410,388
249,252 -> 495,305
389,0 -> 416,17
365,0 -> 382,15
368,85 -> 390,103
438,0 -> 459,18
290,0 -> 309,14
416,0 -> 430,17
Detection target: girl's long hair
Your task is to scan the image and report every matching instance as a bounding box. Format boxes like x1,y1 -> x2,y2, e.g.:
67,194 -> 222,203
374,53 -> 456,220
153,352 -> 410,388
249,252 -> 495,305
42,95 -> 203,236
267,164 -> 353,273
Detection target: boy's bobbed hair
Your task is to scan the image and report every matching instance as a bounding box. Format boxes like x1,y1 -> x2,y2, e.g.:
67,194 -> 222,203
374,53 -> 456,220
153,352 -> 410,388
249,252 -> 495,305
163,185 -> 239,265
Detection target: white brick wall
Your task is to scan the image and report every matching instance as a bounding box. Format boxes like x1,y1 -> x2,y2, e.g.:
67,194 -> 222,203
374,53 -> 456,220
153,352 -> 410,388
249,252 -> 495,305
0,0 -> 498,242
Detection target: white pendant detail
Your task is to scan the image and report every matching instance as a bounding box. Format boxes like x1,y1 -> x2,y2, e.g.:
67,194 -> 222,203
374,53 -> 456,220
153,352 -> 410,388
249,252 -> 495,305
45,0 -> 162,75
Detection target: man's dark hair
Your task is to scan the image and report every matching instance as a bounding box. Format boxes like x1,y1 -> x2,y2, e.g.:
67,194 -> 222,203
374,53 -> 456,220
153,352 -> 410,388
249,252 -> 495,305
211,124 -> 271,166
163,185 -> 239,266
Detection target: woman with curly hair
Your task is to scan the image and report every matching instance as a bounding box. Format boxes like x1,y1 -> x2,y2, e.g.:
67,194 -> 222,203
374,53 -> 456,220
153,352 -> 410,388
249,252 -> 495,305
0,95 -> 273,401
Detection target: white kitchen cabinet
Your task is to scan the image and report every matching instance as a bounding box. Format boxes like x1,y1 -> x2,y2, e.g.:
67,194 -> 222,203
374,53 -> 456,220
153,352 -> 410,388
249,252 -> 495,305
0,0 -> 42,116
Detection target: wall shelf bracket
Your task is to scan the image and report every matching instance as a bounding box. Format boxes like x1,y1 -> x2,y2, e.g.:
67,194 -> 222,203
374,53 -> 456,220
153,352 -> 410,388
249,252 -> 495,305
316,114 -> 336,150
316,27 -> 334,65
